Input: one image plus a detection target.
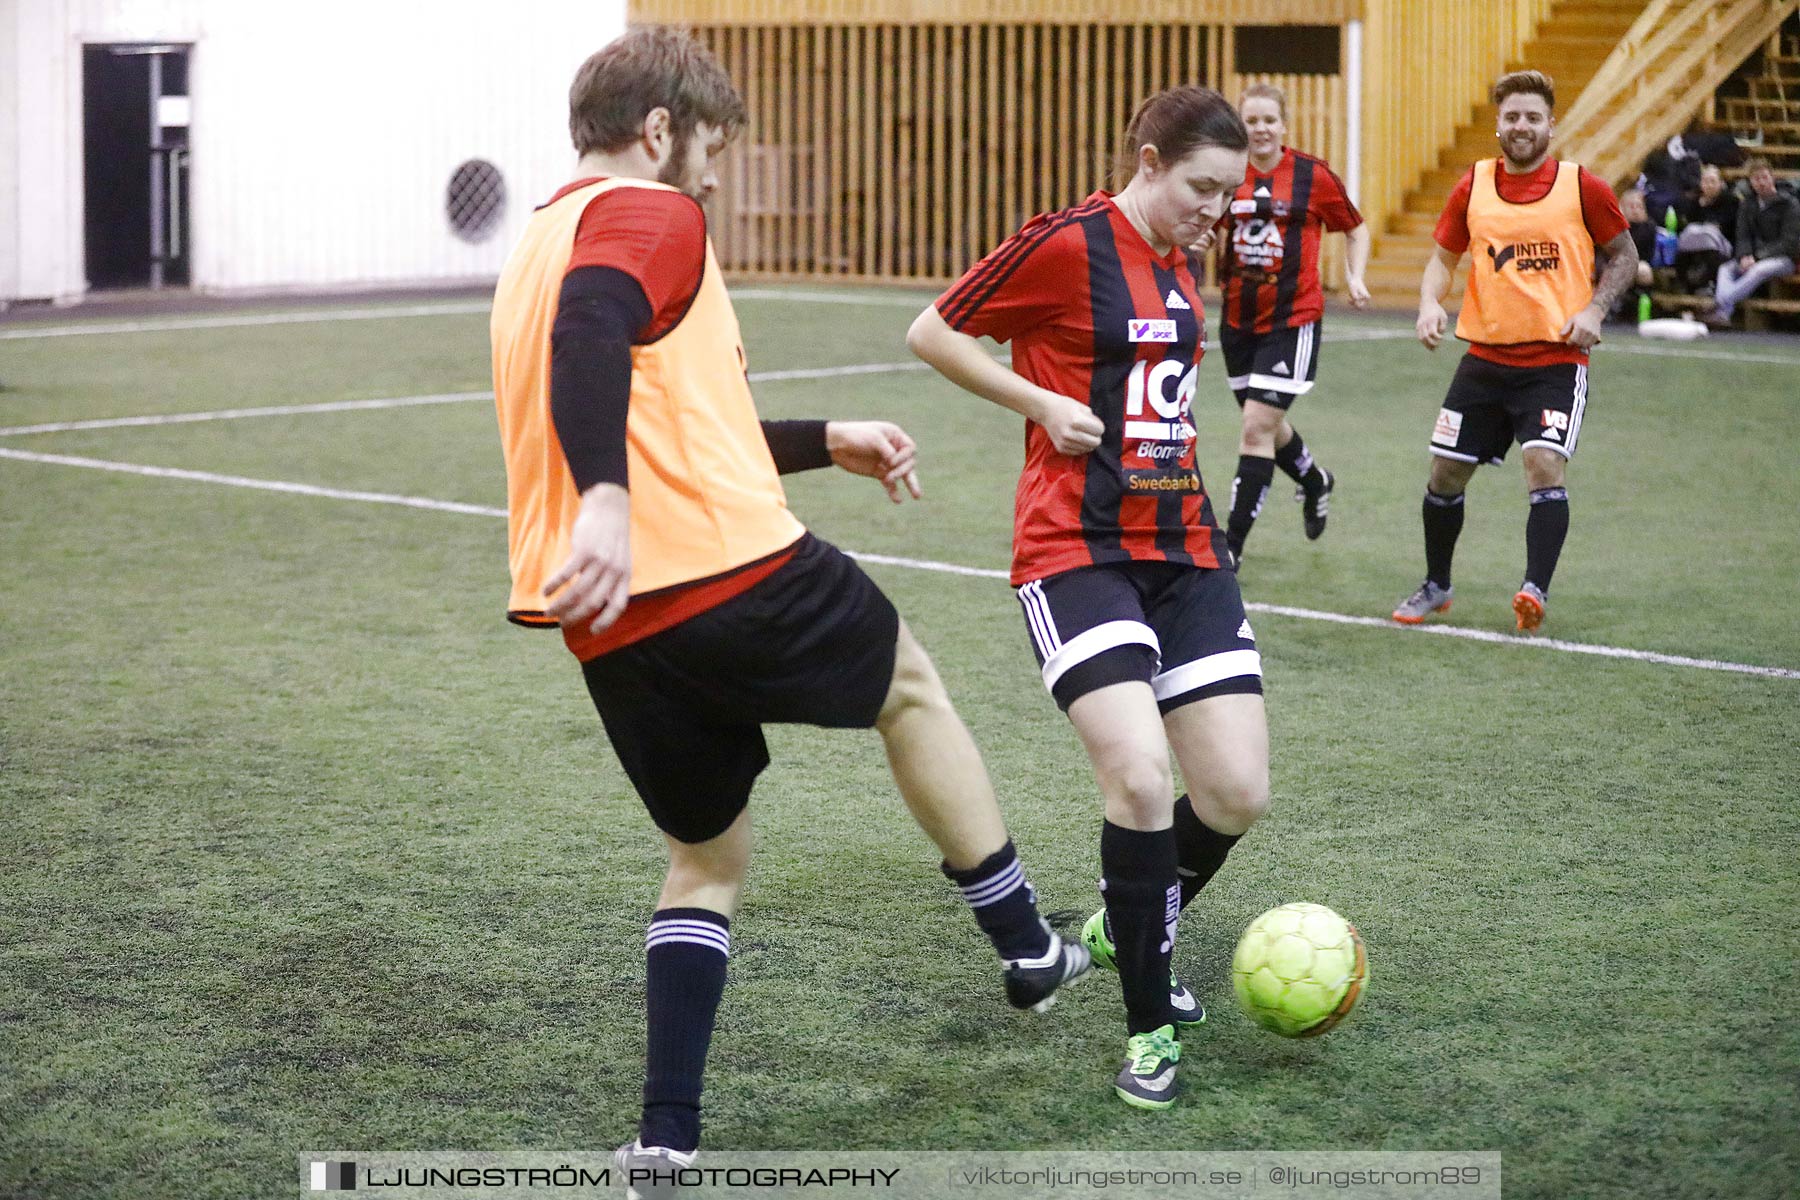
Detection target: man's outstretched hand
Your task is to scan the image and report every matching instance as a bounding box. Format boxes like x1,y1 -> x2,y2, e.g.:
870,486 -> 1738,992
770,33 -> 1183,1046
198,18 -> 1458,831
826,420 -> 923,503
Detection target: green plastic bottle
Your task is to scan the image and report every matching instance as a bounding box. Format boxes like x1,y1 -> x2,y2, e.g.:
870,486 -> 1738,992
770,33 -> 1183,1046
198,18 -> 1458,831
1664,204 -> 1679,233
1637,292 -> 1652,323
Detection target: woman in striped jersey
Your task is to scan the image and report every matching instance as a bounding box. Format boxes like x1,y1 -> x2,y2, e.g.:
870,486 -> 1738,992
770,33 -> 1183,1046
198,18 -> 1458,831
909,86 -> 1272,1112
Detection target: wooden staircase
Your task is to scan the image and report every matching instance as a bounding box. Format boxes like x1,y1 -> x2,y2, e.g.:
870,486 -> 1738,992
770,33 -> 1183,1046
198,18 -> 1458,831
1361,0 -> 1647,310
1715,11 -> 1800,171
1360,0 -> 1800,311
1558,0 -> 1800,181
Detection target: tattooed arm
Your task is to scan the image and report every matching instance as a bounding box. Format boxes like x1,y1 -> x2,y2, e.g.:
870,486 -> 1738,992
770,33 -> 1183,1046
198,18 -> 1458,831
1563,229 -> 1638,350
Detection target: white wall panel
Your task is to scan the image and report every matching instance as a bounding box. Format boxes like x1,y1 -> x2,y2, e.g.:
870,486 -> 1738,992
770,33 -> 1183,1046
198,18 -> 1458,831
0,0 -> 19,302
189,1 -> 624,291
4,0 -> 626,301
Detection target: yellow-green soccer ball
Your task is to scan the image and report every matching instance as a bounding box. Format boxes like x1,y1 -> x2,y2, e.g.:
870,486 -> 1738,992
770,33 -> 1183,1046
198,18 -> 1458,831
1231,902 -> 1367,1037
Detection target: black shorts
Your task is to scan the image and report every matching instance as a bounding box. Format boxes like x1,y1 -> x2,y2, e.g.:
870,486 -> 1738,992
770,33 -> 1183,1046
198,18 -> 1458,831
1430,355 -> 1588,465
580,534 -> 899,844
1220,319 -> 1321,410
1016,561 -> 1263,714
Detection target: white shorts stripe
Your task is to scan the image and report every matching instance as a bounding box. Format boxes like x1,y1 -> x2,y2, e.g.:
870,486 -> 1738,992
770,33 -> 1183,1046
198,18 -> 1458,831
1295,321 -> 1316,382
1151,648 -> 1263,702
1246,372 -> 1315,395
1040,621 -> 1161,693
1018,581 -> 1061,657
1226,373 -> 1252,390
1566,363 -> 1587,455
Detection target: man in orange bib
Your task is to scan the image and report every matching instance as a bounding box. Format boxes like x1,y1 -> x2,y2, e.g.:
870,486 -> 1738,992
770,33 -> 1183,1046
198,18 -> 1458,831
491,29 -> 1088,1182
1394,70 -> 1638,633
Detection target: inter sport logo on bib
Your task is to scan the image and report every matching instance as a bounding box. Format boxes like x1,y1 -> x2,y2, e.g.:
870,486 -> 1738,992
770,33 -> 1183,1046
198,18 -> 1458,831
1487,241 -> 1563,273
1128,319 -> 1178,343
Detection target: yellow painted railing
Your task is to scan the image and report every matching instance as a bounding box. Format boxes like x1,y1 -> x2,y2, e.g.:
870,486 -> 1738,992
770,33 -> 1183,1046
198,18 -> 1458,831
1560,0 -> 1800,185
635,1 -> 1360,23
686,23 -> 1347,286
627,1 -> 1543,289
1357,0 -> 1556,239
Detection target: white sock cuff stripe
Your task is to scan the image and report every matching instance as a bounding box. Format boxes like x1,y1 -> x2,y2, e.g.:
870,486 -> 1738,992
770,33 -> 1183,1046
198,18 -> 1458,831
959,859 -> 1027,907
646,918 -> 731,954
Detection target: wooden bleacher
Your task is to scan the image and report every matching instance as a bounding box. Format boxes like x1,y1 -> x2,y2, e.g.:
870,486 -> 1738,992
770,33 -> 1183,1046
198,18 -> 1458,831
1652,13 -> 1800,330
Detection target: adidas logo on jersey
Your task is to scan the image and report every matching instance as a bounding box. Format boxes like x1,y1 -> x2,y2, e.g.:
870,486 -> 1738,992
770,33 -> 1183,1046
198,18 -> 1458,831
1164,289 -> 1191,310
1270,361 -> 1291,375
1237,618 -> 1255,641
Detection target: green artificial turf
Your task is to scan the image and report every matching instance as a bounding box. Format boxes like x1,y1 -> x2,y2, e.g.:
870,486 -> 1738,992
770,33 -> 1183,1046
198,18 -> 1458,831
2,290 -> 1796,1199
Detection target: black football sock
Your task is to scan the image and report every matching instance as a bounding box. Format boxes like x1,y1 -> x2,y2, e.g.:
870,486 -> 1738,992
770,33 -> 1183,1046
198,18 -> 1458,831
1100,821 -> 1179,1036
1422,489 -> 1466,589
1525,487 -> 1570,592
1173,793 -> 1243,909
640,908 -> 729,1153
1274,429 -> 1325,496
942,840 -> 1052,963
1227,454 -> 1276,557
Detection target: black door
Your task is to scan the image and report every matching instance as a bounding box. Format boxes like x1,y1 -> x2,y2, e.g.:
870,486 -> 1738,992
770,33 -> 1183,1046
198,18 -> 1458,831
83,44 -> 190,289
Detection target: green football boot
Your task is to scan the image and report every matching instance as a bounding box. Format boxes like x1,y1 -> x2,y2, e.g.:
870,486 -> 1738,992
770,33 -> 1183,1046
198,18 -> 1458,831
1080,909 -> 1207,1031
1114,1024 -> 1181,1110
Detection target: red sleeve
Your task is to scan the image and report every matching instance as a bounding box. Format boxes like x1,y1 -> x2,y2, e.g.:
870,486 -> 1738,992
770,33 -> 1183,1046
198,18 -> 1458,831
567,187 -> 705,342
1311,162 -> 1364,233
935,215 -> 1077,343
1577,167 -> 1630,246
1434,168 -> 1476,254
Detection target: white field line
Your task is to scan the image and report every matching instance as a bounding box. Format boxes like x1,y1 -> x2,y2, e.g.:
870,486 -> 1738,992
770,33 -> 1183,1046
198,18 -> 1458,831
0,391 -> 492,437
6,292 -> 1796,367
0,289 -> 916,340
1597,340 -> 1800,366
2,443 -> 1795,682
0,446 -> 508,517
1243,601 -> 1800,681
730,288 -> 932,306
747,360 -> 932,382
0,301 -> 493,340
0,364 -> 933,438
1318,327 -> 1416,342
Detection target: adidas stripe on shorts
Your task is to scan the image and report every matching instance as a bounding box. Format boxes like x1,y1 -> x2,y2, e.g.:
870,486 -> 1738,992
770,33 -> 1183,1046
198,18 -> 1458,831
1220,319 -> 1321,410
1016,561 -> 1262,714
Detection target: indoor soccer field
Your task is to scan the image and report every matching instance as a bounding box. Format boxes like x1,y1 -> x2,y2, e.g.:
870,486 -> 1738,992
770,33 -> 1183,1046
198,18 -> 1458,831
1,289 -> 1796,1199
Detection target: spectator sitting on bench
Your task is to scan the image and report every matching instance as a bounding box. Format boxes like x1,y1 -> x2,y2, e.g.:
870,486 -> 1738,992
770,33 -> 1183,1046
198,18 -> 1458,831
1707,158 -> 1799,327
1674,164 -> 1739,295
1613,188 -> 1658,319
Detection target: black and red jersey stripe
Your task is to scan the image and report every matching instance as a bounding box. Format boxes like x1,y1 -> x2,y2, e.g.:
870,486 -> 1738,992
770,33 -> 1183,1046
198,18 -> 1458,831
936,191 -> 1229,586
1218,147 -> 1362,333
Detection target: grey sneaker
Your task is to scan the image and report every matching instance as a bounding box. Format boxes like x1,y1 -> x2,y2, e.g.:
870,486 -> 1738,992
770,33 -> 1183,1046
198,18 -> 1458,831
1512,581 -> 1547,633
1392,580 -> 1453,625
614,1140 -> 696,1200
1004,928 -> 1093,1013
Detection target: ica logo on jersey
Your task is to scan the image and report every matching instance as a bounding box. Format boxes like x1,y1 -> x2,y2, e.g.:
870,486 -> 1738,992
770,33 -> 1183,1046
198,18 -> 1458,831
1124,358 -> 1198,446
1232,219 -> 1284,270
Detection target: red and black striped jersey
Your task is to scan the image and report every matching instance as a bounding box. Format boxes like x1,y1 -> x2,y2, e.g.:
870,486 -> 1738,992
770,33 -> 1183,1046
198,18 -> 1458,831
1218,147 -> 1362,332
936,191 -> 1230,587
